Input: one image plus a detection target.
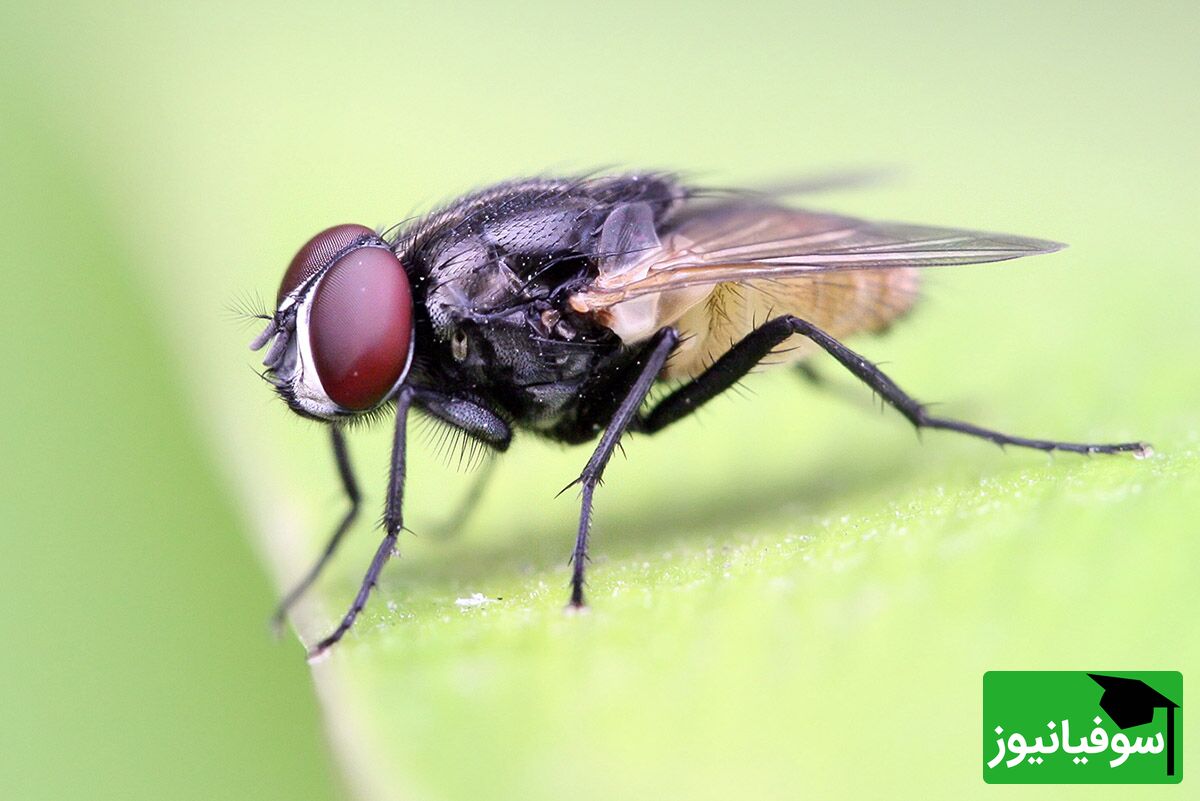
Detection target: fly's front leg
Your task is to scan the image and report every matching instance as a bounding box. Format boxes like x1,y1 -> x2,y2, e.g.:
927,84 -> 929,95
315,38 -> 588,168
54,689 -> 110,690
414,388 -> 513,452
565,328 -> 679,607
413,389 -> 512,539
271,425 -> 359,633
639,315 -> 1149,456
308,387 -> 415,659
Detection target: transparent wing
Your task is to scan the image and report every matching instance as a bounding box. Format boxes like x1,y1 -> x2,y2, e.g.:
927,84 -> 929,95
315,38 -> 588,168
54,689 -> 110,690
571,202 -> 1064,311
715,165 -> 899,199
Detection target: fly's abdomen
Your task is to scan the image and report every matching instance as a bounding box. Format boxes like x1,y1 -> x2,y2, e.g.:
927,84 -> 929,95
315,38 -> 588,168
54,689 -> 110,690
660,268 -> 920,380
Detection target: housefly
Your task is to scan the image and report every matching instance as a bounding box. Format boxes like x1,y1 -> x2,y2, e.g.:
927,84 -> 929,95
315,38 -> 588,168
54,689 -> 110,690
247,172 -> 1149,658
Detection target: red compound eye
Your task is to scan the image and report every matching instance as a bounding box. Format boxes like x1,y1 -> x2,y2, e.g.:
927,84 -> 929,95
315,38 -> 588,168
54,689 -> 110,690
278,224 -> 375,304
308,246 -> 413,410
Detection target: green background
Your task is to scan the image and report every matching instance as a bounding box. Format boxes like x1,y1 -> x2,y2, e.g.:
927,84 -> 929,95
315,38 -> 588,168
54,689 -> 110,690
983,672 -> 1182,783
3,2 -> 1197,800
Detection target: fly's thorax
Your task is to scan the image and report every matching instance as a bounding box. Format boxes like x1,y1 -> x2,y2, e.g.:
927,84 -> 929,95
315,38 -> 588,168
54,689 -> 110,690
412,209 -> 620,423
415,278 -> 619,428
419,198 -> 604,332
438,302 -> 610,411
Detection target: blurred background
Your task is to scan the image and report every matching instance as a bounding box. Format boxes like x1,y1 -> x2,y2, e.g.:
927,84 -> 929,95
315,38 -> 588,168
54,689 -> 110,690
2,2 -> 1196,800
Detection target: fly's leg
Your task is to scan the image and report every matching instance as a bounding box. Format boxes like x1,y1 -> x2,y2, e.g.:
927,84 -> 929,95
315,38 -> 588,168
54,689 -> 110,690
271,425 -> 360,633
308,387 -> 415,659
637,315 -> 1149,456
424,458 -> 497,540
411,388 -> 512,540
794,362 -> 822,386
564,327 -> 679,607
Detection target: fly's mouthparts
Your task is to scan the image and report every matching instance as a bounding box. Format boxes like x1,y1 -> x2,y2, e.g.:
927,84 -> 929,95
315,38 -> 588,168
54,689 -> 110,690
260,330 -> 290,370
248,318 -> 291,372
248,320 -> 277,351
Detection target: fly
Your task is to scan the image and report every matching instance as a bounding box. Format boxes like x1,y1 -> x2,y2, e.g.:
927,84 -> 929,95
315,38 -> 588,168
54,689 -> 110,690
246,172 -> 1150,659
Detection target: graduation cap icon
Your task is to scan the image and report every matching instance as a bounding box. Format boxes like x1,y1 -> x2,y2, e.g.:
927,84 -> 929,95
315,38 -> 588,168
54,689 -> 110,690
1088,673 -> 1179,776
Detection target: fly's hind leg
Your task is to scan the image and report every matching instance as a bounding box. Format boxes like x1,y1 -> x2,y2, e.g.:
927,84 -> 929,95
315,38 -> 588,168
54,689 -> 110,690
636,315 -> 1149,457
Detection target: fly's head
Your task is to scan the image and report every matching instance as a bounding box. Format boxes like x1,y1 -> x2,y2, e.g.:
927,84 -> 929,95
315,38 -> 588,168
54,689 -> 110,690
251,224 -> 415,422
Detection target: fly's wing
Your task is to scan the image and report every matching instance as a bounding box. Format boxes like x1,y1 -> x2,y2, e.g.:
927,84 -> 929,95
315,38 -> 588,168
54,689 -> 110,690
569,201 -> 1064,379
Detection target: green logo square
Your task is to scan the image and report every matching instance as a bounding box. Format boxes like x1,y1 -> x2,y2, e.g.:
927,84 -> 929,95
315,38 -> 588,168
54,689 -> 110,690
982,671 -> 1181,783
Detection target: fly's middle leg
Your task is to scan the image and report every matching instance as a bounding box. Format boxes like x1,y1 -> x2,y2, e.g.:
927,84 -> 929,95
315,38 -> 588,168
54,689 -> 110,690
561,327 -> 679,607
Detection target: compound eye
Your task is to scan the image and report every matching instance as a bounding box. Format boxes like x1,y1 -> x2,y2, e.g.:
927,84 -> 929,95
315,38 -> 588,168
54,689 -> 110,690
309,247 -> 413,411
279,224 -> 375,304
